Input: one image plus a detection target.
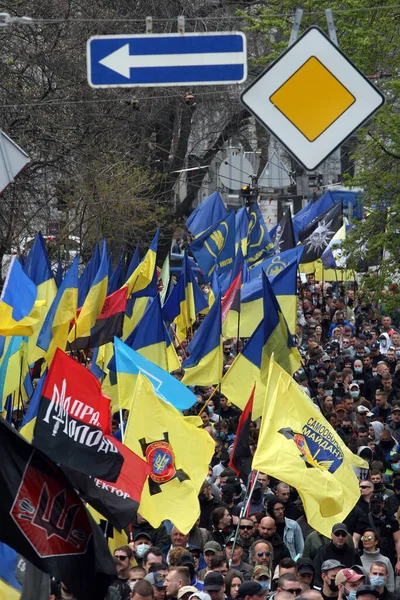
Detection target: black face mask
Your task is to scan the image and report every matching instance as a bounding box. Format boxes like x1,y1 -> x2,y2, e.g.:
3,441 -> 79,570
370,503 -> 383,515
342,426 -> 352,434
380,440 -> 395,449
374,482 -> 383,491
327,578 -> 339,592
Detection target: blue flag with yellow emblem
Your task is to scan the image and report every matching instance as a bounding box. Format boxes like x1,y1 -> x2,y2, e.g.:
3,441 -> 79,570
190,211 -> 235,282
247,203 -> 274,266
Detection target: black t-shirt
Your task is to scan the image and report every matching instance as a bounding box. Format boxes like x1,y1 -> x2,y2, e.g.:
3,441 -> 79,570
113,578 -> 131,600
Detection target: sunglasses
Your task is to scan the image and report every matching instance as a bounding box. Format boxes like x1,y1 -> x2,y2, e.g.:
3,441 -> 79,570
284,589 -> 302,595
359,485 -> 372,489
115,555 -> 128,561
334,532 -> 347,538
239,525 -> 254,530
361,535 -> 374,541
257,552 -> 271,557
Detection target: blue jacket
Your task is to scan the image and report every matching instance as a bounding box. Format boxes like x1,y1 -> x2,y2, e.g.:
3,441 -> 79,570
283,518 -> 304,559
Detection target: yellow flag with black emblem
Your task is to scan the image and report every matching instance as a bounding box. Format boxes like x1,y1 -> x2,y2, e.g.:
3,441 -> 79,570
252,357 -> 367,537
124,374 -> 215,534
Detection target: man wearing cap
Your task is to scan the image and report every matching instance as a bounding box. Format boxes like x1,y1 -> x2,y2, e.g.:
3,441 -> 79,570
134,533 -> 153,562
355,406 -> 373,429
388,403 -> 400,444
367,493 -> 400,571
355,585 -> 380,600
252,566 -> 271,592
176,553 -> 205,591
177,586 -> 199,600
198,542 -> 222,580
236,581 -> 266,600
129,513 -> 169,550
296,558 -> 315,591
203,572 -> 225,600
369,561 -> 398,600
313,524 -> 362,588
225,535 -> 252,576
145,572 -> 167,600
320,559 -> 344,600
335,569 -> 365,600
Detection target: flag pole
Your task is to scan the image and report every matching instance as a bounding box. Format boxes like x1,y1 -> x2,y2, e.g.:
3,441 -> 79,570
172,328 -> 188,360
228,470 -> 260,568
198,386 -> 218,415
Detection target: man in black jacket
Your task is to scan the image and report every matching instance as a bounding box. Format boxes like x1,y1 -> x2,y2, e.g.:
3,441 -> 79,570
313,523 -> 362,588
256,516 -> 291,571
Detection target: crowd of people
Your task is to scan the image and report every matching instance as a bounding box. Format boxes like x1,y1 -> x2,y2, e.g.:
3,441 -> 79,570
90,276 -> 400,600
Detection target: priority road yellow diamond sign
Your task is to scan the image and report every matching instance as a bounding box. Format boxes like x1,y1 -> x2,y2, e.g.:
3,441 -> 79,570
241,27 -> 384,171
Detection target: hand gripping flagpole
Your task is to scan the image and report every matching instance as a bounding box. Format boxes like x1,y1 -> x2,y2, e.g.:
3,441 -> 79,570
228,470 -> 259,568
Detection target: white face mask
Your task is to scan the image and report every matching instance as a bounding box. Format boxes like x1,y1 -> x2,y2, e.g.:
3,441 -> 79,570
136,543 -> 150,557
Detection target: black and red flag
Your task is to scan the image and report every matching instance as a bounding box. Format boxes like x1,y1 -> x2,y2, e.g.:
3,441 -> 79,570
0,417 -> 116,600
221,269 -> 241,323
68,286 -> 128,351
33,349 -> 123,482
229,385 -> 255,480
63,437 -> 151,531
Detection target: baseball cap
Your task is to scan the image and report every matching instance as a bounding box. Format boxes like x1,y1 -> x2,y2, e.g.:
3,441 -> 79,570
357,406 -> 373,416
237,582 -> 265,598
321,559 -> 345,572
296,558 -> 315,575
335,404 -> 346,412
392,405 -> 400,413
176,554 -> 194,567
204,572 -> 224,591
356,586 -> 379,598
203,541 -> 222,553
370,492 -> 384,502
134,532 -> 152,542
252,566 -> 271,579
178,587 -> 198,599
332,523 -> 348,535
226,534 -> 243,547
335,569 -> 365,585
189,594 -> 212,600
370,342 -> 380,349
144,573 -> 165,588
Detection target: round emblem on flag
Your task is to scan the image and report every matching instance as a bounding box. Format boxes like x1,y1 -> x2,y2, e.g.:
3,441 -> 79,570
145,440 -> 176,484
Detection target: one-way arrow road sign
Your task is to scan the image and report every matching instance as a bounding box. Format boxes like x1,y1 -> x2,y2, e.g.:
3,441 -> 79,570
87,32 -> 247,88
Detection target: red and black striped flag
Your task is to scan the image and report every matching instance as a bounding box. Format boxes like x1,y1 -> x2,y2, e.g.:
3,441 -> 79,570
229,385 -> 255,480
68,286 -> 128,351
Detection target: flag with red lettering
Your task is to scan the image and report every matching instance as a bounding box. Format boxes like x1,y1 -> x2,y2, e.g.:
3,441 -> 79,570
68,286 -> 128,351
33,349 -> 123,482
63,438 -> 151,531
221,270 -> 241,323
0,417 -> 116,600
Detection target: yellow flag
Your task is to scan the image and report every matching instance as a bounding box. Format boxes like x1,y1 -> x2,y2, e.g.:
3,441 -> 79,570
124,374 -> 214,533
252,357 -> 366,537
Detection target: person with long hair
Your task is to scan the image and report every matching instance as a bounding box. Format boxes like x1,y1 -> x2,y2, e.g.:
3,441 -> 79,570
224,570 -> 243,600
360,528 -> 395,591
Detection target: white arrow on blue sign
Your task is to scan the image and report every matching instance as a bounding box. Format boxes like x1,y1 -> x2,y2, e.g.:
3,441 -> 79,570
87,32 -> 247,88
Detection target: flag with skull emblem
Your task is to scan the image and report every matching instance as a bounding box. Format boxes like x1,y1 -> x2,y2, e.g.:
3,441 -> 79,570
298,201 -> 343,263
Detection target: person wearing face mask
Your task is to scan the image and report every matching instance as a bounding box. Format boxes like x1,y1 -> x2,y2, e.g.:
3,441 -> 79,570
252,565 -> 271,593
369,561 -> 398,600
335,569 -> 365,600
369,472 -> 394,501
360,531 -> 394,591
367,493 -> 400,572
134,533 -> 153,563
321,560 -> 344,600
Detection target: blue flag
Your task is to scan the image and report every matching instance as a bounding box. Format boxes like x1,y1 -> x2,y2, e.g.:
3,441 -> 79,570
247,203 -> 274,265
190,210 -> 235,281
186,191 -> 227,236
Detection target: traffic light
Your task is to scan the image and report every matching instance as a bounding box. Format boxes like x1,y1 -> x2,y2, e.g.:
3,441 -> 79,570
240,184 -> 257,206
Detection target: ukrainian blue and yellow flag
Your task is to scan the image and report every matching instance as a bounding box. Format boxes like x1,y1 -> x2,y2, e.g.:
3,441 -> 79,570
0,336 -> 26,409
182,293 -> 222,386
221,271 -> 301,418
124,295 -> 180,373
37,256 -> 79,361
68,240 -> 108,343
186,191 -> 227,236
190,210 -> 235,281
223,260 -> 298,337
0,543 -> 22,600
0,257 -> 39,337
247,203 -> 274,266
253,356 -> 367,536
124,372 -> 215,533
235,206 -> 249,256
23,232 -> 57,363
125,246 -> 140,281
78,241 -> 101,307
124,229 -> 159,296
20,371 -> 46,443
162,253 -> 208,342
